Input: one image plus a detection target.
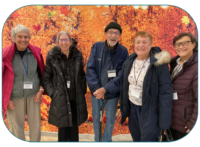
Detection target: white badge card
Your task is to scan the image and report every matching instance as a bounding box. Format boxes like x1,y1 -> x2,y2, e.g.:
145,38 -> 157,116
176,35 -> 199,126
131,89 -> 141,98
108,70 -> 116,78
23,81 -> 33,89
173,92 -> 178,100
67,81 -> 70,88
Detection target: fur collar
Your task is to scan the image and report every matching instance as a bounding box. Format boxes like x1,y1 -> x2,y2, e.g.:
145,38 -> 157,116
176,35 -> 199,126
127,47 -> 171,67
154,50 -> 171,66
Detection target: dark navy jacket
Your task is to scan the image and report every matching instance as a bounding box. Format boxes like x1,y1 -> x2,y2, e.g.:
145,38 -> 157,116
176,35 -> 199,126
86,41 -> 129,99
120,47 -> 173,141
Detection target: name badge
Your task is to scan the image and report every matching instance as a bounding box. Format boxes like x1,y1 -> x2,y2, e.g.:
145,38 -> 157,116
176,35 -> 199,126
173,92 -> 178,100
67,81 -> 70,88
23,81 -> 33,89
131,89 -> 141,98
108,70 -> 116,78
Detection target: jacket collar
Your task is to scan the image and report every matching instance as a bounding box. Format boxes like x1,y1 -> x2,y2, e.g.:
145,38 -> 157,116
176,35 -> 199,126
3,43 -> 39,63
104,40 -> 118,53
49,45 -> 81,59
127,47 -> 160,64
126,46 -> 171,66
170,51 -> 197,68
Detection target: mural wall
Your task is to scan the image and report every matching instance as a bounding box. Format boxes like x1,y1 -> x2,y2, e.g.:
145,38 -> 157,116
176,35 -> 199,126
3,5 -> 197,135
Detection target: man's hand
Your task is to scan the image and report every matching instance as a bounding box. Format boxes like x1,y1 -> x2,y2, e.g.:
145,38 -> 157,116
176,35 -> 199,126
93,87 -> 106,99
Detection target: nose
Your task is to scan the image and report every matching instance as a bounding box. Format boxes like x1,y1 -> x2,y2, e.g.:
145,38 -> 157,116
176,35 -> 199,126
138,42 -> 143,46
179,43 -> 184,48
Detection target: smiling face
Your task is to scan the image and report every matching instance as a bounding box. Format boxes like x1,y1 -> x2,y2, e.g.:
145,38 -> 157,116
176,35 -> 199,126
105,28 -> 121,48
13,31 -> 30,51
134,36 -> 152,60
174,36 -> 196,60
58,33 -> 72,53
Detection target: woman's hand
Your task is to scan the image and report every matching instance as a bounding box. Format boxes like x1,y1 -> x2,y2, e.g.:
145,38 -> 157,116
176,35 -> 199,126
185,126 -> 190,133
8,100 -> 15,110
34,87 -> 44,102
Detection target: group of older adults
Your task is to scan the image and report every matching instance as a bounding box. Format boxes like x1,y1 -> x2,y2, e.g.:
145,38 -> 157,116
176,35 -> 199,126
2,22 -> 197,142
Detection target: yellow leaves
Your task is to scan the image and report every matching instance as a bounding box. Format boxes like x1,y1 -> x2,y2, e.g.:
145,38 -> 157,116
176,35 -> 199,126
37,6 -> 43,9
181,16 -> 190,25
47,10 -> 56,18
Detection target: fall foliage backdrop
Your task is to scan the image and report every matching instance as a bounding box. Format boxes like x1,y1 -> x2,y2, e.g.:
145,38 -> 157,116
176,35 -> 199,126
3,5 -> 197,135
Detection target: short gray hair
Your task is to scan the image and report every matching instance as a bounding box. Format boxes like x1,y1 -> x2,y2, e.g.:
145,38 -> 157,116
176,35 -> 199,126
11,24 -> 31,40
56,31 -> 72,45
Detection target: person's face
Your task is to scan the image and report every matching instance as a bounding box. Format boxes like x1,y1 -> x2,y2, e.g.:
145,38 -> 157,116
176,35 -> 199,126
13,31 -> 30,51
174,36 -> 195,59
105,29 -> 121,47
58,34 -> 72,52
134,36 -> 152,59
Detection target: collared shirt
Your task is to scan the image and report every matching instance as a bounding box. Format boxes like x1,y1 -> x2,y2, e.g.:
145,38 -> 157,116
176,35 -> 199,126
171,58 -> 188,80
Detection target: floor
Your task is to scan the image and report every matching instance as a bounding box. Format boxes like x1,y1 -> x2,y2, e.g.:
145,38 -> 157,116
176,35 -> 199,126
25,131 -> 133,142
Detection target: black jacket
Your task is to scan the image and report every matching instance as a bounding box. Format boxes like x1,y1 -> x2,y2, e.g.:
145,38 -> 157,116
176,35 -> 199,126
43,44 -> 88,128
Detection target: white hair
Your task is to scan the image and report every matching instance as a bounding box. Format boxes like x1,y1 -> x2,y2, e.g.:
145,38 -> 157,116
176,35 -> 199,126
11,24 -> 31,40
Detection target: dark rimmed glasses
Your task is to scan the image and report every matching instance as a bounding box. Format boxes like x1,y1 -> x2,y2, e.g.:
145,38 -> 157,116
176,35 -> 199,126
174,41 -> 192,48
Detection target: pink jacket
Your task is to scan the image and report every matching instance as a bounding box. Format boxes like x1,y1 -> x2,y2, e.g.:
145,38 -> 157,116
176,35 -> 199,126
2,43 -> 45,116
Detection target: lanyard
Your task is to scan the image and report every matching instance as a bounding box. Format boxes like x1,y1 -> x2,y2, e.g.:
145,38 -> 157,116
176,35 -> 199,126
17,48 -> 28,79
134,58 -> 148,86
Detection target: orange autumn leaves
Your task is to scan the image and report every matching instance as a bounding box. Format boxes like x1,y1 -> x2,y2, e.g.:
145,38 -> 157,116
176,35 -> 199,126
3,5 -> 197,135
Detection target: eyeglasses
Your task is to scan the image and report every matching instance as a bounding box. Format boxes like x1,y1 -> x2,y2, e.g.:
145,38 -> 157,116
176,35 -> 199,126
107,31 -> 121,36
174,41 -> 192,48
59,39 -> 70,42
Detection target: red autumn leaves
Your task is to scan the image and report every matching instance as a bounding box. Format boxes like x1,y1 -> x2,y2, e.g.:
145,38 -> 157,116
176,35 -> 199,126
10,6 -> 70,32
33,24 -> 41,31
60,6 -> 70,16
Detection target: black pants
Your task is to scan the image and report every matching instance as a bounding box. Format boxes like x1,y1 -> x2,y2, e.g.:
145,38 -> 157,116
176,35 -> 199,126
170,128 -> 187,141
58,101 -> 79,141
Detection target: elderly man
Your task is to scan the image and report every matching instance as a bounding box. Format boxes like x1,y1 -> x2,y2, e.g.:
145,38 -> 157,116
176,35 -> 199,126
86,22 -> 129,141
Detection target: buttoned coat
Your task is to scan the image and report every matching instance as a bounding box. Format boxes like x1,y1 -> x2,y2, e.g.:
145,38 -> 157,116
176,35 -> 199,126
120,47 -> 173,141
43,45 -> 88,128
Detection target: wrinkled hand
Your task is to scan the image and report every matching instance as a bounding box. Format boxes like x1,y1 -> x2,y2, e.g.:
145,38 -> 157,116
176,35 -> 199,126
8,100 -> 15,110
93,87 -> 106,99
185,126 -> 190,133
34,90 -> 43,102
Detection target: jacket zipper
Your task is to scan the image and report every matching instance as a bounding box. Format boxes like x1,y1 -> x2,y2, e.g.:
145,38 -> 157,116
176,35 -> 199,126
141,61 -> 154,140
74,58 -> 80,126
184,107 -> 186,121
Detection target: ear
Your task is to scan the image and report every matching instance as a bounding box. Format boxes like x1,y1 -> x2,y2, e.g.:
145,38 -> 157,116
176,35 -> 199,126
11,37 -> 15,42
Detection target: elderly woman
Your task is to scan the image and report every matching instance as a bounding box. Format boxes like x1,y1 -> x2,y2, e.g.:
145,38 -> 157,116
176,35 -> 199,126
170,32 -> 197,140
120,31 -> 173,141
43,31 -> 88,141
2,24 -> 45,141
